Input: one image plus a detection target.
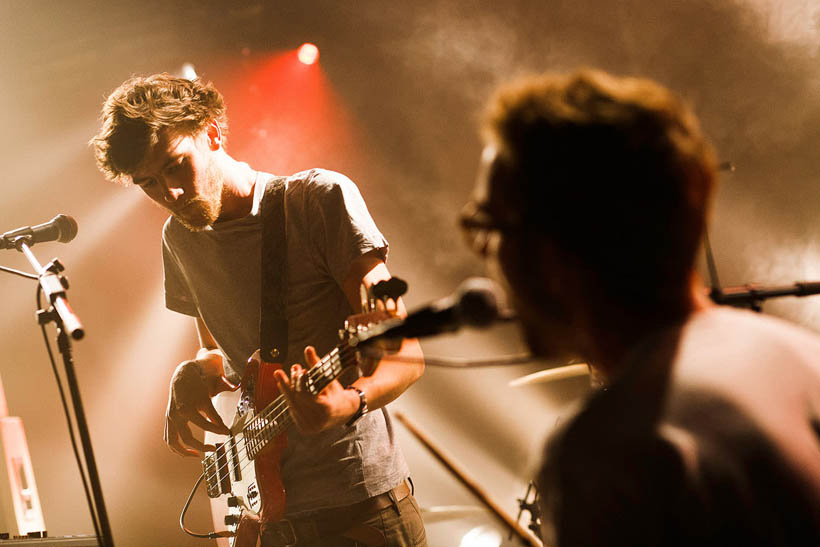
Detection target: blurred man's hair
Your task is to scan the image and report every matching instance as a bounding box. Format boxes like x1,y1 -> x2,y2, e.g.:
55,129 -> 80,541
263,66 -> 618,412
484,69 -> 716,316
91,73 -> 228,184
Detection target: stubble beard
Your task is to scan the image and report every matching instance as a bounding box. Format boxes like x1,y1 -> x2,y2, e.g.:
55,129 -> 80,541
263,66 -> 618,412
174,160 -> 224,232
494,243 -> 581,364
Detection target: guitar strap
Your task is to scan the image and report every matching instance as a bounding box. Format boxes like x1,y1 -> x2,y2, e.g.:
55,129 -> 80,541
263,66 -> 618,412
259,175 -> 290,364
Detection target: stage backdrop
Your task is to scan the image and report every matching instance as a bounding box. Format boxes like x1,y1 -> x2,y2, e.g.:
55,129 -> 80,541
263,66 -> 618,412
1,1 -> 818,545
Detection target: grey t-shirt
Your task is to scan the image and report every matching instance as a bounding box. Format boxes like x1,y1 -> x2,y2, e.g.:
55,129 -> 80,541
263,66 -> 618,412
539,307 -> 820,545
162,168 -> 409,515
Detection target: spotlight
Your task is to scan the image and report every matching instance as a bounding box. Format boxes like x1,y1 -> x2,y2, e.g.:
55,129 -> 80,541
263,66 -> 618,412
178,62 -> 198,80
297,43 -> 319,65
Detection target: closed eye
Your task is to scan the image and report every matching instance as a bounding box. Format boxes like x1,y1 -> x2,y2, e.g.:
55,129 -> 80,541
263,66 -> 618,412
165,158 -> 186,174
136,178 -> 156,189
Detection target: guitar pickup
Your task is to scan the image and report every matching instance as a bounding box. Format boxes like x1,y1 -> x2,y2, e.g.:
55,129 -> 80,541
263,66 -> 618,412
202,452 -> 221,498
215,443 -> 230,494
202,443 -> 231,498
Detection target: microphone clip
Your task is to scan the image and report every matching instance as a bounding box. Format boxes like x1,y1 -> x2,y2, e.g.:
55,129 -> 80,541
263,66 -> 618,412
4,234 -> 32,251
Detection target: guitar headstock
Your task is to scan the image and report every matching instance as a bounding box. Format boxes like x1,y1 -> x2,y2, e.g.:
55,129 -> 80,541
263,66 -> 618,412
346,277 -> 408,363
359,277 -> 407,314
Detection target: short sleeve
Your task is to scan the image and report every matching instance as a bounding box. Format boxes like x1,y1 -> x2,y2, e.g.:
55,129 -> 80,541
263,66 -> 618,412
304,170 -> 388,286
162,219 -> 199,317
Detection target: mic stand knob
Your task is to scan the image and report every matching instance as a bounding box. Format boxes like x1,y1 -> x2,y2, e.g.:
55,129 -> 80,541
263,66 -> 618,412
11,235 -> 32,252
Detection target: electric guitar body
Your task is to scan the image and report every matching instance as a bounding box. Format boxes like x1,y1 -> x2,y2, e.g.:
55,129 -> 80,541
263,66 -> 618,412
200,278 -> 407,546
229,356 -> 288,546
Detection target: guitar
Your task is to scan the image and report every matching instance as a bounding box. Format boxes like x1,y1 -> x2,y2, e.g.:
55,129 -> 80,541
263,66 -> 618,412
199,278 -> 407,546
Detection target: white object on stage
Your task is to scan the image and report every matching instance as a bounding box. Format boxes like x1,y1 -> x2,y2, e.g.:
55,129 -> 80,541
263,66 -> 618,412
508,364 -> 590,387
0,377 -> 45,537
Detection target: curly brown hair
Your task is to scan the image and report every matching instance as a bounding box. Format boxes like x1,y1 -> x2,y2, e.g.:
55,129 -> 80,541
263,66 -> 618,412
91,73 -> 228,184
483,69 -> 716,316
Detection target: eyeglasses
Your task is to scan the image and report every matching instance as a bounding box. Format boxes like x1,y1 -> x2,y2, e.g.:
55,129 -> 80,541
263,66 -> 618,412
459,200 -> 520,255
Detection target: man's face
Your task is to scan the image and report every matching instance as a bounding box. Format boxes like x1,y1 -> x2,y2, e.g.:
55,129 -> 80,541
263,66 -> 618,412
131,126 -> 224,231
462,145 -> 580,362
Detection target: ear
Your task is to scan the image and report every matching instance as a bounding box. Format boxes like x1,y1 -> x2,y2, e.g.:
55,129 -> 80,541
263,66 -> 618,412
204,120 -> 222,151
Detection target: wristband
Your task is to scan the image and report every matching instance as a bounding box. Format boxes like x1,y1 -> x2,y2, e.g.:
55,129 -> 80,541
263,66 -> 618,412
345,386 -> 368,427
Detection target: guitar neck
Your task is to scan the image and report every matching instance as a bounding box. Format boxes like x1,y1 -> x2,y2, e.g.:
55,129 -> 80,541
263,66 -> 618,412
303,343 -> 353,396
243,342 -> 358,459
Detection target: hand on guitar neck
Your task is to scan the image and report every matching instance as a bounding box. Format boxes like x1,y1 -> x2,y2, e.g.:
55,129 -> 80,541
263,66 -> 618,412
164,347 -> 240,457
273,345 -> 363,434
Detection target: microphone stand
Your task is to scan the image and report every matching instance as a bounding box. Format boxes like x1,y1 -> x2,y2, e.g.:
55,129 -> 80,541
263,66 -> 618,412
7,236 -> 114,547
710,281 -> 820,312
700,164 -> 820,312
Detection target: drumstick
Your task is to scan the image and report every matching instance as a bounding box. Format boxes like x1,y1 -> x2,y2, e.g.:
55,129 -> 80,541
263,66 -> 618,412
394,411 -> 543,547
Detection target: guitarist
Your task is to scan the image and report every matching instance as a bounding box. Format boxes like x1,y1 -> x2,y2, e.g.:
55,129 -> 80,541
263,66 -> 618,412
92,74 -> 427,546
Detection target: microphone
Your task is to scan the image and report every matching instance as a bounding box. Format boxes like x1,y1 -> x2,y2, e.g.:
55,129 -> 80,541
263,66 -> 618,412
354,277 -> 510,345
1,214 -> 78,249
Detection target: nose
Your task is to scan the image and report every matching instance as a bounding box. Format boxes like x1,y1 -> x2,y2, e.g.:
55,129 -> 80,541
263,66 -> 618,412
162,183 -> 184,203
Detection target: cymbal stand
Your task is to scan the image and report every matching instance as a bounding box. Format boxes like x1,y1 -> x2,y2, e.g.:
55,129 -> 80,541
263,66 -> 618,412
512,482 -> 542,542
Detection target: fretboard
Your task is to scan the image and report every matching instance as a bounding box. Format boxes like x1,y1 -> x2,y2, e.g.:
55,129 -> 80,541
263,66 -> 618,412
243,342 -> 359,459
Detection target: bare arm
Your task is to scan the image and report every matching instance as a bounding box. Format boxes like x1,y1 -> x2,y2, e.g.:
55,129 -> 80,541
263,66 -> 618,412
274,250 -> 424,433
340,251 -> 425,410
163,317 -> 238,456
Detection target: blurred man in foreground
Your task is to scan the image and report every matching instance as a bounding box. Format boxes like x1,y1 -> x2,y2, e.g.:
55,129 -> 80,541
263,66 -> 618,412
461,69 -> 820,545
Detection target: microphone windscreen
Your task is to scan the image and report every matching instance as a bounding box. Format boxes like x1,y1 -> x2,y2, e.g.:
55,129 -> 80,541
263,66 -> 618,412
457,278 -> 502,327
55,214 -> 78,243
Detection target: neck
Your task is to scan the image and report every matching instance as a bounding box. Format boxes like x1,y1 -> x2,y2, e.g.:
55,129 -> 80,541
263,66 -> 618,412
586,271 -> 711,378
215,153 -> 258,222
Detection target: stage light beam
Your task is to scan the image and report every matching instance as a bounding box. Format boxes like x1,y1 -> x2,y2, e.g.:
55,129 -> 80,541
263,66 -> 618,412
297,43 -> 320,65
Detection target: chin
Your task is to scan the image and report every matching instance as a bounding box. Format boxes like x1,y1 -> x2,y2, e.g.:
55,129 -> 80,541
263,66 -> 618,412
174,199 -> 220,231
515,304 -> 579,362
176,218 -> 210,232
522,324 -> 571,361
174,210 -> 210,231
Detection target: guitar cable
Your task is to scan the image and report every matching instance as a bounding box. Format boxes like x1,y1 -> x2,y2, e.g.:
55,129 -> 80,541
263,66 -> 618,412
180,472 -> 231,539
179,344 -> 363,540
37,285 -> 103,543
186,344 -> 361,511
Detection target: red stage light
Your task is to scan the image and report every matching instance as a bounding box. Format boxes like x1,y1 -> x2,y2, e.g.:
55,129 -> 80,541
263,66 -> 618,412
297,43 -> 319,65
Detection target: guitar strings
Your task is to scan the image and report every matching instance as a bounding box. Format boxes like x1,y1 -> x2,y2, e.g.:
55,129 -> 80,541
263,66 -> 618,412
203,349 -> 340,484
205,344 -> 356,484
203,352 -> 333,486
203,344 -> 359,488
204,288 -> 401,490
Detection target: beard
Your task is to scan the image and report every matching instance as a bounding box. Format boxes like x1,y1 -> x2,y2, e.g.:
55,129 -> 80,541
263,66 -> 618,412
493,237 -> 584,363
173,159 -> 224,231
516,301 -> 581,362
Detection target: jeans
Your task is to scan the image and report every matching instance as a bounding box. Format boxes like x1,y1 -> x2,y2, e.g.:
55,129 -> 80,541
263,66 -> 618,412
299,494 -> 427,547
